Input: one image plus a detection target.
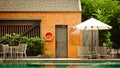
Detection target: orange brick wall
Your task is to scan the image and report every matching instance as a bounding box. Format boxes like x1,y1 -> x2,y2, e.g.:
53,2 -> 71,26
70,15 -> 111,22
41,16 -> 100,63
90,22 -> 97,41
0,12 -> 82,58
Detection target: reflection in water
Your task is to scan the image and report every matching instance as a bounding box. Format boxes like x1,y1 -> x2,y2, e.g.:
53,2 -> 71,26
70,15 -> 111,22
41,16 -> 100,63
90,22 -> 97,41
28,65 -> 68,68
1,62 -> 120,68
28,65 -> 120,68
39,65 -> 120,68
1,65 -> 120,68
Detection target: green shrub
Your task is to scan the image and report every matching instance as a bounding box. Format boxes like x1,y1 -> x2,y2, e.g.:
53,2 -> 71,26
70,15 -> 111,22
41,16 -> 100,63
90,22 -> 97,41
27,37 -> 46,56
0,33 -> 46,56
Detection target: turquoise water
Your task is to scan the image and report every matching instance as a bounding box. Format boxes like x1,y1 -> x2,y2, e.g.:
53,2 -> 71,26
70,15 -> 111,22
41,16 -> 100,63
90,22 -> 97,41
0,62 -> 120,68
0,65 -> 120,68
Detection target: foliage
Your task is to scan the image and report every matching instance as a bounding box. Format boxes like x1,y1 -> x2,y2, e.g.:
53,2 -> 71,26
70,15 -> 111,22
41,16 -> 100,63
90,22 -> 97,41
1,33 -> 21,46
109,7 -> 120,49
19,36 -> 29,44
1,34 -> 12,45
27,37 -> 46,56
37,51 -> 52,58
11,33 -> 21,46
81,0 -> 120,47
43,51 -> 52,57
0,33 -> 46,56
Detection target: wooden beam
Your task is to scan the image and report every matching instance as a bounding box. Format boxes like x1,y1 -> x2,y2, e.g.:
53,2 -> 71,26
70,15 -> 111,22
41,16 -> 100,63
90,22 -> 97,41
21,23 -> 39,35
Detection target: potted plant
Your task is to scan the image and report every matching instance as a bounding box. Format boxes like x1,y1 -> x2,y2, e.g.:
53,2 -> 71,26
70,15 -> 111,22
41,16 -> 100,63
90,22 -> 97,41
1,34 -> 11,45
19,36 -> 29,44
10,33 -> 21,46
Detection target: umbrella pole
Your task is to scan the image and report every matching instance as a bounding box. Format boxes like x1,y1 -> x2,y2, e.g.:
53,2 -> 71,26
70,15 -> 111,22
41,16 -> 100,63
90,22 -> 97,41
91,30 -> 93,53
91,27 -> 93,53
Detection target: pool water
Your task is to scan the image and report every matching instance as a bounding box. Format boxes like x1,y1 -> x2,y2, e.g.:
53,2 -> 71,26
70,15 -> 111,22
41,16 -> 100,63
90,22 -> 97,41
0,65 -> 120,68
0,62 -> 120,68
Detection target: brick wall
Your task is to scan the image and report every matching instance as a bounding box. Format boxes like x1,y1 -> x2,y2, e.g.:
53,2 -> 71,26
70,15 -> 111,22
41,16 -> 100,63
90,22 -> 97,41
0,12 -> 82,58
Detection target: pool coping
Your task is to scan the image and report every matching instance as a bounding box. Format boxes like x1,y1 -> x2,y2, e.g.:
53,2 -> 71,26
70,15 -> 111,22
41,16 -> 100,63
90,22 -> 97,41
2,58 -> 120,62
1,58 -> 120,65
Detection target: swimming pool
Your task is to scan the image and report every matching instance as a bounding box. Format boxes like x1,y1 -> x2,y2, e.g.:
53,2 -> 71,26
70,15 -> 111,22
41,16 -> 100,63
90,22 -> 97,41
0,58 -> 120,68
1,65 -> 120,68
1,61 -> 120,68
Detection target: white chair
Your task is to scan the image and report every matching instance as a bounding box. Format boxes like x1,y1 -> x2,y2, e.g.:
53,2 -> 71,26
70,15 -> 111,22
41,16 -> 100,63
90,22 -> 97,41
0,44 -> 3,58
110,49 -> 117,58
9,46 -> 19,58
78,46 -> 92,59
16,44 -> 27,58
95,46 -> 110,59
0,44 -> 10,58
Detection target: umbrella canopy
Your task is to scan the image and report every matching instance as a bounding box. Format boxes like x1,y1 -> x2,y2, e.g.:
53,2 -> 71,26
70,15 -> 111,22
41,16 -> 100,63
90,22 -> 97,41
73,18 -> 112,30
73,18 -> 112,53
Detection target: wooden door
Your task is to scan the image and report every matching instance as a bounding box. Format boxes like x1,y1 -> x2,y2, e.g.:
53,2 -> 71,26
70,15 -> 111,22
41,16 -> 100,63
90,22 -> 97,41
55,25 -> 68,58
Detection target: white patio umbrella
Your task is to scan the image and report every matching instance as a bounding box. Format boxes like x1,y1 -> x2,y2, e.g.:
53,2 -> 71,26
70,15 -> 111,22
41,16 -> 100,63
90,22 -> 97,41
73,18 -> 112,53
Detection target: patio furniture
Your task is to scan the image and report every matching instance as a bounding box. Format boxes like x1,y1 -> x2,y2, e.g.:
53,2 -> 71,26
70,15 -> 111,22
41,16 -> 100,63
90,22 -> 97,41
73,18 -> 112,54
16,44 -> 27,58
110,49 -> 117,58
95,46 -> 110,59
0,44 -> 10,58
9,46 -> 19,58
0,44 -> 3,58
78,46 -> 92,59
